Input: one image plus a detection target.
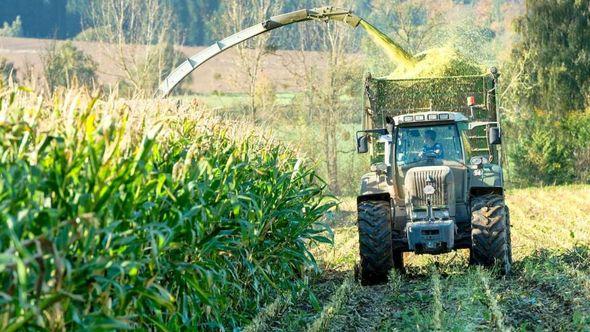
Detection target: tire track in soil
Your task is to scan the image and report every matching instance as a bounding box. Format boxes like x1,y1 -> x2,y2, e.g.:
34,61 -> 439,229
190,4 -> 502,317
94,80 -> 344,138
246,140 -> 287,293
383,261 -> 502,331
268,273 -> 348,331
500,249 -> 590,330
325,282 -> 393,331
324,251 -> 509,331
376,268 -> 437,331
320,257 -> 440,331
308,277 -> 354,332
270,224 -> 357,331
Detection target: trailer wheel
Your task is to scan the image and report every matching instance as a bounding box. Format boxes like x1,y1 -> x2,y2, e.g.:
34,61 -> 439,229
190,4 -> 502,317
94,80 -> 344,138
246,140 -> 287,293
358,200 -> 394,285
469,194 -> 512,274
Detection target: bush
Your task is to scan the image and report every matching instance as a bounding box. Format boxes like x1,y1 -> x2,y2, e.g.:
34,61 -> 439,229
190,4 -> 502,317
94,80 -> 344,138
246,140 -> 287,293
0,87 -> 334,330
119,42 -> 191,96
506,110 -> 590,185
0,16 -> 23,37
42,41 -> 97,92
254,74 -> 277,114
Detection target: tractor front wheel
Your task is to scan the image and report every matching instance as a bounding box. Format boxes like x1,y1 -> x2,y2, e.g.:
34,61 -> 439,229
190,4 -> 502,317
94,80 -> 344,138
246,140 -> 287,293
469,194 -> 512,274
358,200 -> 394,285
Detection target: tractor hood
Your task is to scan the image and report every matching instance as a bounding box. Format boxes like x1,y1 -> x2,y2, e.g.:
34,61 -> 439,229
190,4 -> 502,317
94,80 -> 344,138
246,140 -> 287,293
404,165 -> 455,219
396,162 -> 468,219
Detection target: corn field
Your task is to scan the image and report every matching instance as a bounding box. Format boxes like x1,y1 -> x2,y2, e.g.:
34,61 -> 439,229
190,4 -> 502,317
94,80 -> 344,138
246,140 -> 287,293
0,87 -> 334,330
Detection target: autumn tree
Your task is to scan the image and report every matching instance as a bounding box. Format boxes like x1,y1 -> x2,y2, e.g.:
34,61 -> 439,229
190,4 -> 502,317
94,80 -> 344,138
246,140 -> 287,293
365,0 -> 448,54
84,0 -> 184,95
213,0 -> 282,121
282,0 -> 363,195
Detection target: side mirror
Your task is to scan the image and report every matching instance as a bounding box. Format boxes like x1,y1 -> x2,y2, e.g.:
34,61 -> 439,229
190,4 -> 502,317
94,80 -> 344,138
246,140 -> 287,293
357,135 -> 369,154
385,116 -> 395,134
488,127 -> 501,145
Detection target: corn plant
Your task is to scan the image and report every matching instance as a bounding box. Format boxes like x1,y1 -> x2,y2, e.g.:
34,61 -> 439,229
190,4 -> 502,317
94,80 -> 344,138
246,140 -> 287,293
0,87 -> 335,330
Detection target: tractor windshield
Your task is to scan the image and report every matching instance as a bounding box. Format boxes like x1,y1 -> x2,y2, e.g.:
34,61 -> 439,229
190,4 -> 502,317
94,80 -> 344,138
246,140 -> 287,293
395,124 -> 464,166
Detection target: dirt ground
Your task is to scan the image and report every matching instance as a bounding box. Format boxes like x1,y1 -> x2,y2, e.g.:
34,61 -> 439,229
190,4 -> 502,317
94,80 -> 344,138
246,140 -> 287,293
0,36 -> 348,94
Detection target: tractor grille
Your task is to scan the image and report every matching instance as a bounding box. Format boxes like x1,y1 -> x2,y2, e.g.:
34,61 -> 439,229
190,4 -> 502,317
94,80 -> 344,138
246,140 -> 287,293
404,167 -> 453,207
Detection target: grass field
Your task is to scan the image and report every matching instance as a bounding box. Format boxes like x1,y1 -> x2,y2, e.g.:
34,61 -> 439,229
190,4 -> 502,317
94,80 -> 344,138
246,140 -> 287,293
245,185 -> 590,331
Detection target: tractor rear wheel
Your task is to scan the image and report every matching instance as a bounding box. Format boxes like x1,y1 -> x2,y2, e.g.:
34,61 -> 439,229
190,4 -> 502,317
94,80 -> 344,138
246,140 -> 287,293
469,194 -> 512,274
358,200 -> 394,285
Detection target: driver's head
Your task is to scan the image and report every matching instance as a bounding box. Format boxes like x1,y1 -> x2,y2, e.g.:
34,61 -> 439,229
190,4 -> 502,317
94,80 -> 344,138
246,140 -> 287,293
424,130 -> 436,146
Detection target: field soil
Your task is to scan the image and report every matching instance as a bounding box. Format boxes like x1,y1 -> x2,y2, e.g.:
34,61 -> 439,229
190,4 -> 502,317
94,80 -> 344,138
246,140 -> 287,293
0,36 -> 354,94
246,185 -> 590,331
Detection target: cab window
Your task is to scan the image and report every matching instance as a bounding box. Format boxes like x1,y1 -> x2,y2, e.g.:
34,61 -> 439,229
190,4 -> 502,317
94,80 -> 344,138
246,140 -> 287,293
395,124 -> 464,166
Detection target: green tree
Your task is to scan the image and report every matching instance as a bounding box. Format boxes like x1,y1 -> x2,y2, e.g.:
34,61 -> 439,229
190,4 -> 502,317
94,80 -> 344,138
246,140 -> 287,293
0,16 -> 23,37
42,41 -> 97,92
506,0 -> 590,113
504,0 -> 590,186
0,0 -> 79,38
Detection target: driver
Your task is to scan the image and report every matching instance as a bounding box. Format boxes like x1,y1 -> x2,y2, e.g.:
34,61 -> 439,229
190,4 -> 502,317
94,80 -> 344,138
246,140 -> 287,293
421,129 -> 444,159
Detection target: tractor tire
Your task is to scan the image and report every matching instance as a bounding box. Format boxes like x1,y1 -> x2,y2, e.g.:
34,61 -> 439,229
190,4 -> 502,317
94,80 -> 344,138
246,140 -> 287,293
469,194 -> 512,274
358,200 -> 394,285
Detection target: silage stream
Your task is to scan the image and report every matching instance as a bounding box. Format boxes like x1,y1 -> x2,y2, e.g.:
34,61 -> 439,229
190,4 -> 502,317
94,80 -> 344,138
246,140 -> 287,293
358,19 -> 482,78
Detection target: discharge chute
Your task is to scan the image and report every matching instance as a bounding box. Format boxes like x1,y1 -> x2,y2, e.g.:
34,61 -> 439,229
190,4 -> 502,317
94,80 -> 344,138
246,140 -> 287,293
158,7 -> 359,97
157,6 -> 415,97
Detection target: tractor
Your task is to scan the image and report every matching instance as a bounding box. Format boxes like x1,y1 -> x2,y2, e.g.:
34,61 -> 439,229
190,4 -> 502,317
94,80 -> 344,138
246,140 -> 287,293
355,69 -> 512,285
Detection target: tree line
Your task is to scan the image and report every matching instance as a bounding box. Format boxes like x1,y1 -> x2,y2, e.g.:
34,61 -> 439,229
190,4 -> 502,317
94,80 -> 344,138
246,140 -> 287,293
503,0 -> 590,186
0,0 -> 518,46
0,0 -> 218,43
